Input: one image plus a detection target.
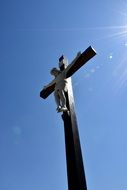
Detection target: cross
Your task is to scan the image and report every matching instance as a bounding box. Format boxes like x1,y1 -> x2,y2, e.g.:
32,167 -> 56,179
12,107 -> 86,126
40,46 -> 96,190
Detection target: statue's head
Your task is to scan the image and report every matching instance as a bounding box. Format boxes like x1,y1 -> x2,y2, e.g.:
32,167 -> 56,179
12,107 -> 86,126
50,68 -> 61,76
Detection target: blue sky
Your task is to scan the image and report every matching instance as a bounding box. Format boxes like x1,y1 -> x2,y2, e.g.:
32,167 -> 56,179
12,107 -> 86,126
1,0 -> 127,190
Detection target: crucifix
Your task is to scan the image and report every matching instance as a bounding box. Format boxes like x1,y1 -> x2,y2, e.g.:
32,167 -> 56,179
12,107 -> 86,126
40,46 -> 96,190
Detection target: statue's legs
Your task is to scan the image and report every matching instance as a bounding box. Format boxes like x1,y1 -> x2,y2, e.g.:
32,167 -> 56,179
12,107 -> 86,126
54,89 -> 67,112
54,90 -> 60,108
58,90 -> 66,108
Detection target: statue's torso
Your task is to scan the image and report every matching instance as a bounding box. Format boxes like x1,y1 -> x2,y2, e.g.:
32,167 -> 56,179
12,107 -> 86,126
55,71 -> 67,92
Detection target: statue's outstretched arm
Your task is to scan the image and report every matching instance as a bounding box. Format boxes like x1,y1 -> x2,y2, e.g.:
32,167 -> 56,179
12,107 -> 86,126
43,78 -> 56,89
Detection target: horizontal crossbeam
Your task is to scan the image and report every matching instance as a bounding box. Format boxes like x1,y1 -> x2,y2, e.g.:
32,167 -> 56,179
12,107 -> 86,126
40,46 -> 96,99
66,46 -> 96,78
40,82 -> 55,99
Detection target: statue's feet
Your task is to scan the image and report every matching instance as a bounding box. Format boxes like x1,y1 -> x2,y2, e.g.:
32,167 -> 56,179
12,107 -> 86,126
60,106 -> 68,112
56,106 -> 68,113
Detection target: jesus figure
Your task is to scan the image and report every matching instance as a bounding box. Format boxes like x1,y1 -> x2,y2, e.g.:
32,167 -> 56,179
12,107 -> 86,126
43,52 -> 81,112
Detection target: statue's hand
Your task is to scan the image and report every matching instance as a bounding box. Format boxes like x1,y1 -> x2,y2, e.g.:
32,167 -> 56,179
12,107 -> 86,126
77,51 -> 81,57
43,85 -> 47,89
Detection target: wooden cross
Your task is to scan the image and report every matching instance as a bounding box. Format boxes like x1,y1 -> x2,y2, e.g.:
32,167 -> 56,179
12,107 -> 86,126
40,46 -> 96,190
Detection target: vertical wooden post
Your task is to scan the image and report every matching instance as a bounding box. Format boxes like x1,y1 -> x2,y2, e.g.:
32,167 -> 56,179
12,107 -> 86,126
59,56 -> 87,190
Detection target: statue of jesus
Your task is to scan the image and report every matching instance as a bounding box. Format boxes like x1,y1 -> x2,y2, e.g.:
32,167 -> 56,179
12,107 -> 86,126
43,52 -> 81,112
50,67 -> 68,112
